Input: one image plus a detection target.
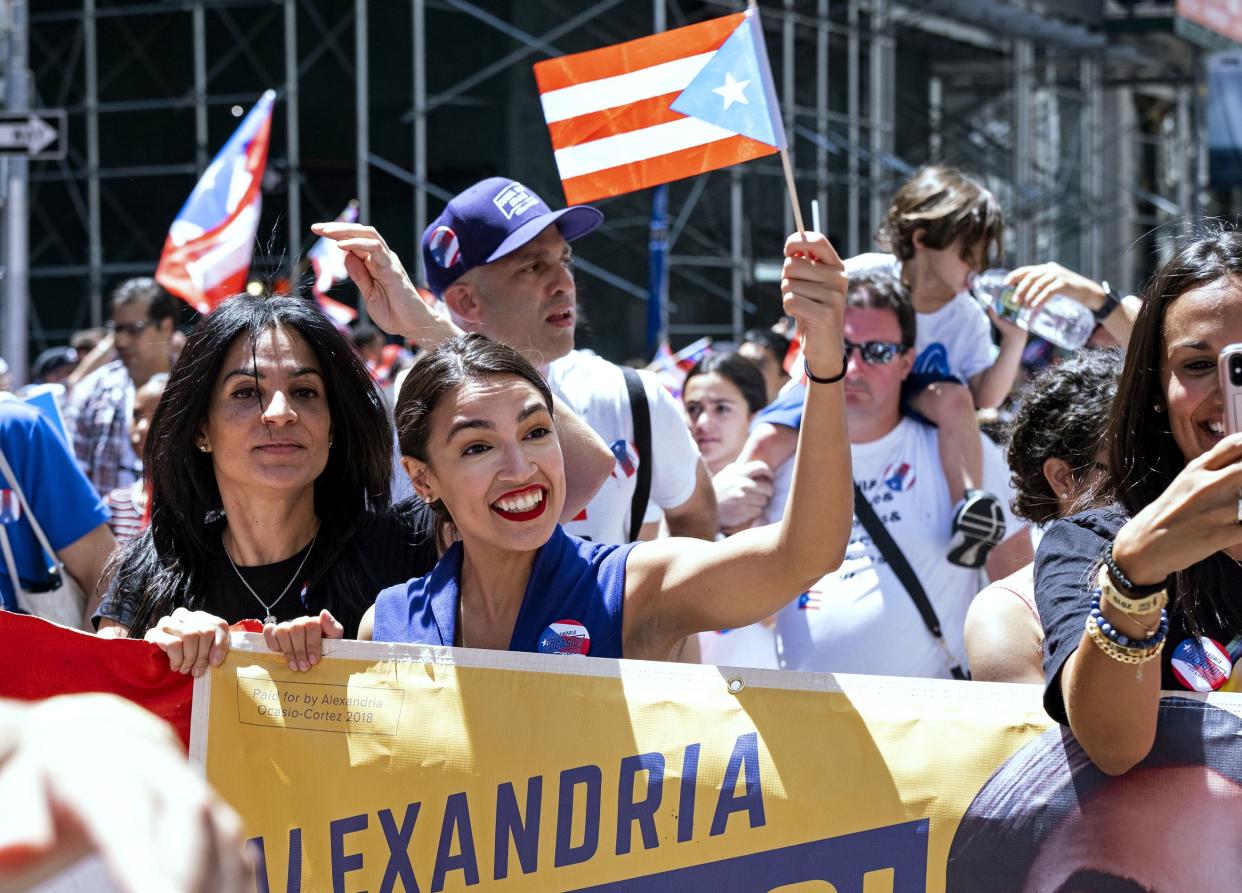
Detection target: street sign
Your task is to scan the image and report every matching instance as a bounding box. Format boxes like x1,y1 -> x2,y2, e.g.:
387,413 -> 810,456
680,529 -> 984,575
0,109 -> 66,160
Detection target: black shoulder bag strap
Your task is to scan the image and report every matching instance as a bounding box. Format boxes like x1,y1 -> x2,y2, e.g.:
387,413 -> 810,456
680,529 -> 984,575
622,367 -> 653,543
852,482 -> 969,680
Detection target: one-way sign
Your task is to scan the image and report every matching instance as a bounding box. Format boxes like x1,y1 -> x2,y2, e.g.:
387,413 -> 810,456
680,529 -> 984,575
0,109 -> 66,159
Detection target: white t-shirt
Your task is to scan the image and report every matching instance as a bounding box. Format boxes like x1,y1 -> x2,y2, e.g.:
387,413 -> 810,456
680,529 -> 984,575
697,622 -> 780,670
545,350 -> 701,544
773,417 -> 1017,679
844,252 -> 995,382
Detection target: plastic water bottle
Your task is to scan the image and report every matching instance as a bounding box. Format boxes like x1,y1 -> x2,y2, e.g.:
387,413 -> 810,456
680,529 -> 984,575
970,268 -> 1097,351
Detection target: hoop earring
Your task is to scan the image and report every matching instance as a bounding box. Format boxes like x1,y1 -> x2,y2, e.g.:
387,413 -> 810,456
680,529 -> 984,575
1153,403 -> 1164,414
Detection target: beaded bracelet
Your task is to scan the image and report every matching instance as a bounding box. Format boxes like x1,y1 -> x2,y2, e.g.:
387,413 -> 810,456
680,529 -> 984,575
1088,594 -> 1168,650
1104,542 -> 1169,598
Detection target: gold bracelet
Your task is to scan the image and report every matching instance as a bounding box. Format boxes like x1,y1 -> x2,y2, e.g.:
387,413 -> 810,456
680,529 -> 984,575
1097,564 -> 1168,615
1085,615 -> 1164,665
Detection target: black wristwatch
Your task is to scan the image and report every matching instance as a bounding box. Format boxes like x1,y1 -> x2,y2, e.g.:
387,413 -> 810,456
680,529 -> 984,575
1093,281 -> 1122,323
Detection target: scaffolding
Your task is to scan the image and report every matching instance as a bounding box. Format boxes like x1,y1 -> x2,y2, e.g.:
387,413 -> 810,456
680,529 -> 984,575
1,0 -> 1221,381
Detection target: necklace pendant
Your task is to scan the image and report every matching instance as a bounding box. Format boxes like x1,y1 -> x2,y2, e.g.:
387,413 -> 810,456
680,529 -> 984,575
1136,664 -> 1144,683
264,615 -> 277,625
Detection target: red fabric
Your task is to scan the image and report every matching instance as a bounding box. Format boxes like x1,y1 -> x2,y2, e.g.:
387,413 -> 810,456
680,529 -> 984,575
0,612 -> 194,749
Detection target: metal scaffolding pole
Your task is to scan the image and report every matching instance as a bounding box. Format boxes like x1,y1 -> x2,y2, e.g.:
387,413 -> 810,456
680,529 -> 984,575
1080,55 -> 1102,281
355,0 -> 369,320
1176,80 -> 1195,224
284,0 -> 301,285
847,0 -> 860,255
815,0 -> 829,226
412,0 -> 426,284
929,75 -> 943,160
731,167 -> 743,341
868,0 -> 891,233
84,0 -> 102,327
1013,37 -> 1034,264
192,1 -> 208,170
2,0 -> 29,382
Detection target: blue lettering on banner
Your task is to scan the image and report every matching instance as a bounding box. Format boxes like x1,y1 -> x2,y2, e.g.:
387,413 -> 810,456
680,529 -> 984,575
556,764 -> 603,867
494,776 -> 542,880
431,792 -> 479,891
250,733 -> 772,891
616,752 -> 665,855
378,803 -> 419,893
710,732 -> 765,837
676,743 -> 700,843
329,813 -> 367,893
568,820 -> 931,892
249,829 -> 302,893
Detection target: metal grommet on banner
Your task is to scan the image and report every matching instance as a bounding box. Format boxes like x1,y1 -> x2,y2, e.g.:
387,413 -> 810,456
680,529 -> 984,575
726,676 -> 745,695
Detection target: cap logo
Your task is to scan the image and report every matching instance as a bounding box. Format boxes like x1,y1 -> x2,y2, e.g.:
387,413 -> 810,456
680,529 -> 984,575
427,226 -> 461,269
493,182 -> 539,220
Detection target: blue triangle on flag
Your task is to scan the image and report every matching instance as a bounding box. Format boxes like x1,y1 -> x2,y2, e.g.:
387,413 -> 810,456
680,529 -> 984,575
670,14 -> 787,150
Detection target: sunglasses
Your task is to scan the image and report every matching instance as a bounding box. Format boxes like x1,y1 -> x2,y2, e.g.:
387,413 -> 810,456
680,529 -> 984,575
106,319 -> 152,338
843,339 -> 907,366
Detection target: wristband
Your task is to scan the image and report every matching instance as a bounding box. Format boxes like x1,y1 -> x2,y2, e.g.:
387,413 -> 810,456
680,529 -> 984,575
804,356 -> 846,385
1097,564 -> 1168,616
1104,541 -> 1169,598
1093,281 -> 1122,322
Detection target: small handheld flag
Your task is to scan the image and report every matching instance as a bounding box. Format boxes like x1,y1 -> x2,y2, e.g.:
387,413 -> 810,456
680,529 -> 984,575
533,8 -> 787,205
308,200 -> 360,327
156,90 -> 276,314
647,337 -> 713,399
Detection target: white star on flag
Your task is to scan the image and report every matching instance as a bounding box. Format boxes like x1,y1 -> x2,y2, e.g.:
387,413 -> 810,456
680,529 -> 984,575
712,72 -> 751,110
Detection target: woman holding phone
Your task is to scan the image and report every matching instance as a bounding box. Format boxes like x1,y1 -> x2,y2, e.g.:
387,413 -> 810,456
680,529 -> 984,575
357,232 -> 853,660
1036,228 -> 1242,775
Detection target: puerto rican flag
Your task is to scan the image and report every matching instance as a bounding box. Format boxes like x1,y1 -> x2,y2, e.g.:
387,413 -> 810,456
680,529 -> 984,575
647,336 -> 712,398
533,9 -> 786,205
156,90 -> 275,314
308,200 -> 360,328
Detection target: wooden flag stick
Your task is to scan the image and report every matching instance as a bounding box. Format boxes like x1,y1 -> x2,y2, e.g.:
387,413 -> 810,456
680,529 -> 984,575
780,148 -> 807,238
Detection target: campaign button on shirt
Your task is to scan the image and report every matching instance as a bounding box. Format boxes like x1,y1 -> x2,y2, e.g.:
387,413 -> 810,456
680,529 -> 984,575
1171,637 -> 1233,692
538,619 -> 591,656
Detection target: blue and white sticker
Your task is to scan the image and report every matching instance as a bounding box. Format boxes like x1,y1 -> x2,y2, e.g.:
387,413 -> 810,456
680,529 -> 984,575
1171,636 -> 1232,692
538,619 -> 591,656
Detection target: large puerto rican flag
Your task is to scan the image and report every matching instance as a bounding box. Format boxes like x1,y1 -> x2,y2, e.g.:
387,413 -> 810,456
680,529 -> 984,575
533,9 -> 787,205
156,90 -> 276,314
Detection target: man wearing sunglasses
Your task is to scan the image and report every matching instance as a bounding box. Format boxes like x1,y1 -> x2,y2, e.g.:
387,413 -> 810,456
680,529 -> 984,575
753,274 -> 1027,679
64,278 -> 177,496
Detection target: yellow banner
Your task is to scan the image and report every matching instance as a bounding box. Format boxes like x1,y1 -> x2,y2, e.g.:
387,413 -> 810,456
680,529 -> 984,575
191,636 -> 1242,892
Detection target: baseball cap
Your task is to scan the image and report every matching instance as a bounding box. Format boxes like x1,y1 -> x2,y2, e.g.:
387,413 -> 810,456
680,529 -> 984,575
421,177 -> 603,297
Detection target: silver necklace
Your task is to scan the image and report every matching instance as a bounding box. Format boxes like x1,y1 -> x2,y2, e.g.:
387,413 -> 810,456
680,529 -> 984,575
223,530 -> 318,624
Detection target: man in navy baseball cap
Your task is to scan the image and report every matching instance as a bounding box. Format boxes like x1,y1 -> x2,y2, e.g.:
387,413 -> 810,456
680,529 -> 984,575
421,177 -> 602,367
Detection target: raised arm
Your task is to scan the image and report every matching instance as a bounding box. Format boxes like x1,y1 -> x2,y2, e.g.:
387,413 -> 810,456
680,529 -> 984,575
1052,434 -> 1242,774
309,221 -> 461,348
622,232 -> 850,659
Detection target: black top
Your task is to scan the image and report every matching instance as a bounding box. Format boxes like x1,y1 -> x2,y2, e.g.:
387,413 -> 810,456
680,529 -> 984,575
96,498 -> 439,638
1035,505 -> 1241,724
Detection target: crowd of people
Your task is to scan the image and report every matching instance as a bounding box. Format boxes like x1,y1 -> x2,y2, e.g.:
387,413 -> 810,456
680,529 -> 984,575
7,160 -> 1242,881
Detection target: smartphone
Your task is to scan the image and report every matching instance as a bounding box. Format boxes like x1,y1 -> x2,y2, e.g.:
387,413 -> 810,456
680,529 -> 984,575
1221,344 -> 1242,435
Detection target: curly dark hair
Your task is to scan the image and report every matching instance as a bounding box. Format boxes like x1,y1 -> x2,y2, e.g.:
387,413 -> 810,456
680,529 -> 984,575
1005,348 -> 1121,525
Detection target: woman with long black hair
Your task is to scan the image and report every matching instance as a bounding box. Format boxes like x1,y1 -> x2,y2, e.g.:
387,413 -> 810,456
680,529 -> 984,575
97,294 -> 612,674
1036,228 -> 1242,774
